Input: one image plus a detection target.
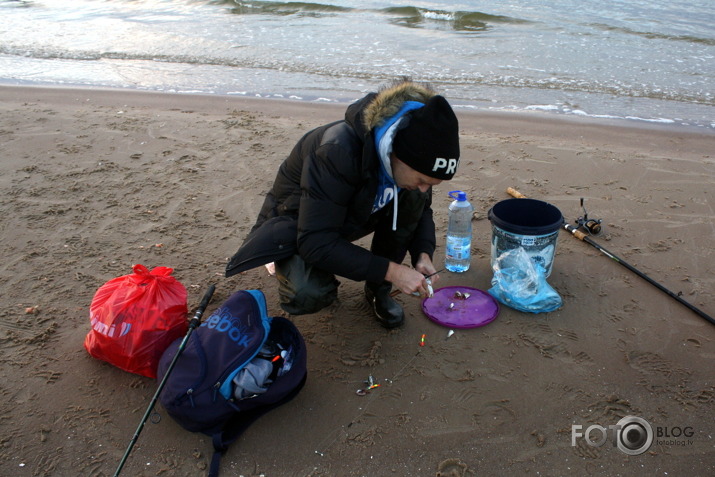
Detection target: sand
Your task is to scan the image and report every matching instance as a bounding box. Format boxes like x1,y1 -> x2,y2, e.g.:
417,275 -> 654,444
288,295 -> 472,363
0,85 -> 713,477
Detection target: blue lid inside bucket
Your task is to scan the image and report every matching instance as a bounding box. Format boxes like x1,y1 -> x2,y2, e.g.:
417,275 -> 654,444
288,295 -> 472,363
488,198 -> 563,235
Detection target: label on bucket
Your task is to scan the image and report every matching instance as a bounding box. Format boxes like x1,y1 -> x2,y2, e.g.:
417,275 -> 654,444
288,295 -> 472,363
490,226 -> 559,277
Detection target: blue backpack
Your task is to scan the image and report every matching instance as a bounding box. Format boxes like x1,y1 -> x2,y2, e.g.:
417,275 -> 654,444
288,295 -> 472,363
157,289 -> 307,476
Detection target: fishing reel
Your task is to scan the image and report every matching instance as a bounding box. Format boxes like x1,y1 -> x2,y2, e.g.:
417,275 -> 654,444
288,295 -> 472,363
575,197 -> 603,235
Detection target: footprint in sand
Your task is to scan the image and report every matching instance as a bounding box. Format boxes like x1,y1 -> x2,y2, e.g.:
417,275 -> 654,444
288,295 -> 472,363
436,458 -> 470,477
626,350 -> 684,377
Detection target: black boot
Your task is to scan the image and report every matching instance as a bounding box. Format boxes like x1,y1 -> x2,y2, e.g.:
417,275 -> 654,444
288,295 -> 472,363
364,282 -> 405,329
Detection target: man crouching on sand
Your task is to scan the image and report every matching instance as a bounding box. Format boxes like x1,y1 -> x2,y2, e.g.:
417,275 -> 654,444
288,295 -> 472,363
225,78 -> 461,328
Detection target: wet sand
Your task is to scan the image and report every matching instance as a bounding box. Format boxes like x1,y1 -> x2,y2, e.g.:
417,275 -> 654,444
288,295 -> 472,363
0,85 -> 713,476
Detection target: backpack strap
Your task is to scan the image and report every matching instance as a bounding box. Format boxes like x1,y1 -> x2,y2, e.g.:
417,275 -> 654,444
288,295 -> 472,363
207,373 -> 307,477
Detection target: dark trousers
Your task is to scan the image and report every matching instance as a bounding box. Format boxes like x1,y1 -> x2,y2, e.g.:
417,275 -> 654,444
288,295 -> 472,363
275,189 -> 429,315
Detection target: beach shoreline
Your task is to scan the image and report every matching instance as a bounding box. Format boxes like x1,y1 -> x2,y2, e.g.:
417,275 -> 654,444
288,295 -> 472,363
4,84 -> 714,138
1,85 -> 713,476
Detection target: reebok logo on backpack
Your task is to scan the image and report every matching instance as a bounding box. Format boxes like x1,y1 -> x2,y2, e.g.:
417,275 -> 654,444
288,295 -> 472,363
201,306 -> 255,347
157,290 -> 307,477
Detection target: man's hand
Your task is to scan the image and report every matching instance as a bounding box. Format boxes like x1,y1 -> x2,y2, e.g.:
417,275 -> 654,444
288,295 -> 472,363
385,253 -> 440,298
414,253 -> 439,282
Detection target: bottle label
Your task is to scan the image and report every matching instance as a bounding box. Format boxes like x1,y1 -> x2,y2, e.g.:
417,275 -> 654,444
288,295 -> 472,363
446,236 -> 471,260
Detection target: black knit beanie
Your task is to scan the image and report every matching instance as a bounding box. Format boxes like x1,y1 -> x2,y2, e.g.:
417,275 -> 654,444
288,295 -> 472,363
392,95 -> 460,180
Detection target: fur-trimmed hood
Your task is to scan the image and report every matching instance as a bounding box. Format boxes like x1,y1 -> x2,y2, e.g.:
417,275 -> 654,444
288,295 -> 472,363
345,79 -> 437,136
362,79 -> 437,130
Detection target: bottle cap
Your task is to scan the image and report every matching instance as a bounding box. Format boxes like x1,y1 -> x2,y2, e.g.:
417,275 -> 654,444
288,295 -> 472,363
449,190 -> 467,201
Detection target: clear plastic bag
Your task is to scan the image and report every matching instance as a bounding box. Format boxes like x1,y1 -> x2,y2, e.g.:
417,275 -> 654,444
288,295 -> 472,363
487,247 -> 562,313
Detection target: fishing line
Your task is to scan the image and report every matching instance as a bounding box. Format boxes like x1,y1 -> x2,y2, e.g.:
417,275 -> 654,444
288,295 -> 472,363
311,348 -> 424,458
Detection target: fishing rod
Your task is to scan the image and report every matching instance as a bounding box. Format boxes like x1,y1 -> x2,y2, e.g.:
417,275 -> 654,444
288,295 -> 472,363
114,283 -> 217,477
505,187 -> 714,326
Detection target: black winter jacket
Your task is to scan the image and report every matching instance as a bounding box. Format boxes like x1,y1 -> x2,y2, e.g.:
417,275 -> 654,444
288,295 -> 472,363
225,83 -> 439,283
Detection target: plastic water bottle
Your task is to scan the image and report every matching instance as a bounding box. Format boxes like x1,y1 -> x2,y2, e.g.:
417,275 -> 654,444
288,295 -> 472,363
445,190 -> 473,272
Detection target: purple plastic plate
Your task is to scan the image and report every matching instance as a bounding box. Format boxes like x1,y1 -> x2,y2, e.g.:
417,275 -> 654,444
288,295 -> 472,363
422,286 -> 500,329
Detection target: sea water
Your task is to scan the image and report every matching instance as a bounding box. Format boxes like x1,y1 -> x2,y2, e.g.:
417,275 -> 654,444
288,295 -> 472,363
1,0 -> 713,129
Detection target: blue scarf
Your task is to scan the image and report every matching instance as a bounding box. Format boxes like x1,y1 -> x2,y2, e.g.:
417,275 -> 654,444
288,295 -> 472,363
371,101 -> 425,227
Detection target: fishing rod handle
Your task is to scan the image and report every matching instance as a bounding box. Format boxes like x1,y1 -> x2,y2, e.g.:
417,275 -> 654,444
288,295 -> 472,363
506,187 -> 527,199
189,283 -> 216,329
113,283 -> 217,477
563,223 -> 588,241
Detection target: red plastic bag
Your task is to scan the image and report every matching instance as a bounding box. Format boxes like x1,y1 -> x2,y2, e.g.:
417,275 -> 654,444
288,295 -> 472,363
84,264 -> 188,378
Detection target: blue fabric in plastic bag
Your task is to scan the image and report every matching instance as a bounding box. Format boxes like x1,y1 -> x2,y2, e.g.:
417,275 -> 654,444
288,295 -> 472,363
488,247 -> 562,313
